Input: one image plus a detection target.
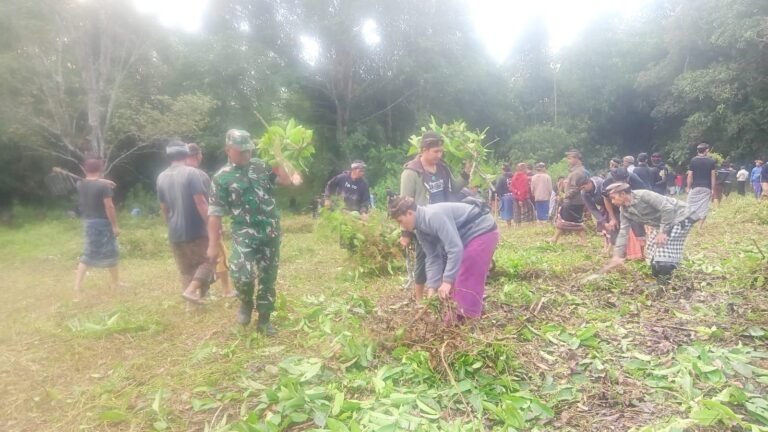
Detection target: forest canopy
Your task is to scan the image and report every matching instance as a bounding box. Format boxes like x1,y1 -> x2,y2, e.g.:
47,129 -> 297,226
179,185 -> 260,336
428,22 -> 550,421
1,0 -> 767,207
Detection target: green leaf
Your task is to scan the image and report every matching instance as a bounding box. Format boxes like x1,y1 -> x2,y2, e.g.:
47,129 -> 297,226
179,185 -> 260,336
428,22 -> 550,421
99,409 -> 128,423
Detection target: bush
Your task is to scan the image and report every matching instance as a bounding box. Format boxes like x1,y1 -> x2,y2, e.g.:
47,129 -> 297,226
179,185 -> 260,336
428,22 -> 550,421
319,208 -> 403,276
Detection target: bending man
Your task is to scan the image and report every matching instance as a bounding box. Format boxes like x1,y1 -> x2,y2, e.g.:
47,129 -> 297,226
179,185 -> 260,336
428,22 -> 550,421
604,183 -> 696,284
389,197 -> 499,324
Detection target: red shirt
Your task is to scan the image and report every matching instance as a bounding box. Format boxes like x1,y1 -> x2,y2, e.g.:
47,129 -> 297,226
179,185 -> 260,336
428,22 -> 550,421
508,172 -> 530,201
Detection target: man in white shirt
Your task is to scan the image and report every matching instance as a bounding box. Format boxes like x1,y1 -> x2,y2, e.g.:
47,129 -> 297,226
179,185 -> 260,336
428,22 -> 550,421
736,166 -> 749,196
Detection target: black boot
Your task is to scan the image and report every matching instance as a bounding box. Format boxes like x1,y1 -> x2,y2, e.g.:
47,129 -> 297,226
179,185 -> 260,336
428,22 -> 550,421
256,312 -> 277,336
237,299 -> 253,325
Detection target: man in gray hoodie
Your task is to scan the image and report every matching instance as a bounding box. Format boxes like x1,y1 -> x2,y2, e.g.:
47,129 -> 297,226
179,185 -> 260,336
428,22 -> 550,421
389,197 -> 498,322
399,131 -> 469,300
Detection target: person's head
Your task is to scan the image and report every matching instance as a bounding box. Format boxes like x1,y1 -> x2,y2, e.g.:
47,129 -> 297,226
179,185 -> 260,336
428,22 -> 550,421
651,152 -> 663,165
350,160 -> 366,180
502,163 -> 512,173
535,162 -> 546,172
611,167 -> 630,182
605,182 -> 632,206
756,160 -> 764,167
565,149 -> 582,167
419,131 -> 444,165
729,163 -> 736,169
623,155 -> 635,167
609,158 -> 622,169
637,153 -> 649,164
224,129 -> 255,166
83,156 -> 104,176
516,162 -> 527,172
166,139 -> 190,163
696,143 -> 710,155
186,143 -> 202,167
388,196 -> 418,231
577,176 -> 594,193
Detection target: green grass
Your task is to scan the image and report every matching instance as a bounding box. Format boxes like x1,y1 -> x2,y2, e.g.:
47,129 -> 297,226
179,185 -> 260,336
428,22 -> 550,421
0,197 -> 766,431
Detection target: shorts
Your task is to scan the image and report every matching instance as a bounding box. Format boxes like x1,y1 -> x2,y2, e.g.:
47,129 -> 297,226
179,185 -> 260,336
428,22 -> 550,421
171,237 -> 213,289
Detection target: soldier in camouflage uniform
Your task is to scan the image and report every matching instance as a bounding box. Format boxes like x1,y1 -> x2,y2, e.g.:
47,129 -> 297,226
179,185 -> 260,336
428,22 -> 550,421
207,130 -> 300,335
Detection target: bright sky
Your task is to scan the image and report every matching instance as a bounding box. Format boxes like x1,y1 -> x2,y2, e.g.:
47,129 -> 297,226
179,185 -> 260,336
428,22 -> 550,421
132,0 -> 651,61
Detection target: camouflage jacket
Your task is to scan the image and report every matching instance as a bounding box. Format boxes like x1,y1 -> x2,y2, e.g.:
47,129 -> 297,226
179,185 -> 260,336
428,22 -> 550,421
209,159 -> 280,237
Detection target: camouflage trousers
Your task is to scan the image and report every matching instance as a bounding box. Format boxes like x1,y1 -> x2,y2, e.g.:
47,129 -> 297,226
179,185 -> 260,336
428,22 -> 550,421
229,230 -> 280,314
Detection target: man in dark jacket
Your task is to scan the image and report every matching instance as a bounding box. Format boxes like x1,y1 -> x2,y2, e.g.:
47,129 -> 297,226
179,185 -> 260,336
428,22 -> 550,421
650,152 -> 670,195
324,160 -> 371,217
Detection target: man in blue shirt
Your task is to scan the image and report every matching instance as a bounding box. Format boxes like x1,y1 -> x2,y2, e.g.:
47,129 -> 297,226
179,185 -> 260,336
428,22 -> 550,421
752,160 -> 764,199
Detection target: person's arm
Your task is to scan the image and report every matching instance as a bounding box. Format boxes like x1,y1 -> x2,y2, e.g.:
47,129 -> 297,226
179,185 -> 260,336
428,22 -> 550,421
400,170 -> 419,199
613,211 -> 630,258
193,193 -> 208,224
686,170 -> 693,191
273,165 -> 302,186
159,202 -> 169,225
206,177 -> 227,262
582,192 -> 604,223
324,174 -> 340,201
103,196 -> 119,237
359,181 -> 371,214
428,211 -> 464,288
710,166 -> 717,191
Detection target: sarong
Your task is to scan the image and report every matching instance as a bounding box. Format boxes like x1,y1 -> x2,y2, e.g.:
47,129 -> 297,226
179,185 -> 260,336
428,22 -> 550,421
500,194 -> 514,221
687,187 -> 712,220
448,229 -> 499,322
80,218 -> 119,267
646,219 -> 694,265
514,199 -> 534,223
555,204 -> 585,231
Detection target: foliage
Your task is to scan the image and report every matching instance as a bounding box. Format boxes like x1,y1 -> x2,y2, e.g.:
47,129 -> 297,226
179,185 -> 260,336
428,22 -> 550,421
319,208 -> 403,276
408,117 -> 489,180
257,119 -> 315,176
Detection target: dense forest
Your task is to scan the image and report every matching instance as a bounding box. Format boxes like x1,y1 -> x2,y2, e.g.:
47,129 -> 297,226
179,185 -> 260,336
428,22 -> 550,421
1,0 -> 767,209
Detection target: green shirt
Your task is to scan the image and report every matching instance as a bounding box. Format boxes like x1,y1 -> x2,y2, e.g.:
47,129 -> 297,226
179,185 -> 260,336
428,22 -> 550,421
209,159 -> 280,237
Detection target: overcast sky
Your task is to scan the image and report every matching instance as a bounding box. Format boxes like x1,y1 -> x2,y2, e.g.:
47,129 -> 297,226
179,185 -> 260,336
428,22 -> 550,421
132,0 -> 652,61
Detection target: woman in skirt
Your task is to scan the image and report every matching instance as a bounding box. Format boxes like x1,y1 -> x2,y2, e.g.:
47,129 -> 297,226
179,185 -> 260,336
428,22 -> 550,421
603,182 -> 696,284
389,197 -> 499,324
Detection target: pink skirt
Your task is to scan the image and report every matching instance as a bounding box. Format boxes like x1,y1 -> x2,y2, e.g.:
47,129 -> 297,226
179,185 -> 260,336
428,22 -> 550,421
447,229 -> 500,323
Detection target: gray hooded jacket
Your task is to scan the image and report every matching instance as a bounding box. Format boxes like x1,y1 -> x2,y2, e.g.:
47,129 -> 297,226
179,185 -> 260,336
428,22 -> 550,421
414,202 -> 497,288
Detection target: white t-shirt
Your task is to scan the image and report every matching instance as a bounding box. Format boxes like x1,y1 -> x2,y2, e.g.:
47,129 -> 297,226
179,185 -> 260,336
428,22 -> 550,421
737,169 -> 749,182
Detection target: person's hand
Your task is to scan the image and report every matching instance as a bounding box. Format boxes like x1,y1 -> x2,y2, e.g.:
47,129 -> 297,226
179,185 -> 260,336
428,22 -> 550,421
112,226 -> 120,237
437,282 -> 452,300
206,245 -> 219,264
360,212 -> 369,222
463,160 -> 473,175
324,199 -> 332,209
605,220 -> 617,232
602,257 -> 625,273
399,235 -> 411,248
655,232 -> 668,246
686,187 -> 691,193
291,173 -> 303,186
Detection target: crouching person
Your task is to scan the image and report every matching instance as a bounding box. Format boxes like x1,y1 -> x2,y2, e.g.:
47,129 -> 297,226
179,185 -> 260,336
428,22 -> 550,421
603,182 -> 697,284
389,197 -> 499,324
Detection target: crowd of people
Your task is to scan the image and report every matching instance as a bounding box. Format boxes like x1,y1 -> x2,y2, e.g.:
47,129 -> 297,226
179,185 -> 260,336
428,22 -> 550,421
71,129 -> 767,333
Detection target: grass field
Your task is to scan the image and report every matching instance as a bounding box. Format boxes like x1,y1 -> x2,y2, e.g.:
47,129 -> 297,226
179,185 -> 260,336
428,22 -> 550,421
1,197 -> 766,432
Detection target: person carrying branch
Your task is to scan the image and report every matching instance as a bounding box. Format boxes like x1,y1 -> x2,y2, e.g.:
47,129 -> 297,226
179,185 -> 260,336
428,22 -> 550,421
603,182 -> 697,284
74,157 -> 121,296
389,197 -> 499,324
399,131 -> 470,300
206,129 -> 301,335
324,160 -> 371,218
